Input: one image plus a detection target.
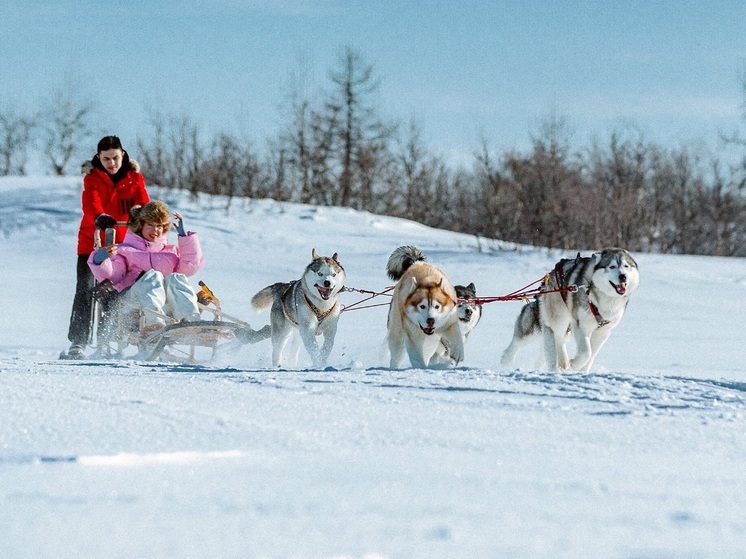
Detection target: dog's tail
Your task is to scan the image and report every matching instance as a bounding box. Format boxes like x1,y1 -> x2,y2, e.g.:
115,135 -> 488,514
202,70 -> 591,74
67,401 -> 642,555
513,300 -> 541,340
387,246 -> 426,280
251,282 -> 289,311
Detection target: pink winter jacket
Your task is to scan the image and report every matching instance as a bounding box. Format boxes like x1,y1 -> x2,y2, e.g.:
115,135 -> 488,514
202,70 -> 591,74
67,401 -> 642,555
88,229 -> 205,292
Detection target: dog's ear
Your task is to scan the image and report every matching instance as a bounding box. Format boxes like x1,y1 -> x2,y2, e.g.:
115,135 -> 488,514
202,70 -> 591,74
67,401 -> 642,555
467,282 -> 476,292
590,251 -> 603,269
332,252 -> 338,261
623,250 -> 638,269
312,248 -> 319,260
405,276 -> 418,295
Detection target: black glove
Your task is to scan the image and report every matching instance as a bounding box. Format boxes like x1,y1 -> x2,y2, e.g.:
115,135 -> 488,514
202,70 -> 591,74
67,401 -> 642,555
95,214 -> 117,229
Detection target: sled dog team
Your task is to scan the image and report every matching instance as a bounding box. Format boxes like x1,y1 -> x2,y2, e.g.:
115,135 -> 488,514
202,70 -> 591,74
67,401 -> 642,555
85,199 -> 639,372
67,135 -> 640,370
251,245 -> 640,372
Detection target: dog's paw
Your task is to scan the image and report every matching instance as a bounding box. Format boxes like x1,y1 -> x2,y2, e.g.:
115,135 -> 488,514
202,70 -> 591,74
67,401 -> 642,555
449,348 -> 464,365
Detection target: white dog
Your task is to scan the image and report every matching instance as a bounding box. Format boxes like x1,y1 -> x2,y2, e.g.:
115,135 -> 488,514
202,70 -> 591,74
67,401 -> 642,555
252,249 -> 345,368
501,248 -> 639,372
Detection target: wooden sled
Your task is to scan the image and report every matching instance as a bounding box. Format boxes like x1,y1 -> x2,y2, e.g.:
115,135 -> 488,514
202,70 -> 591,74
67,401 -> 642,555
93,278 -> 270,364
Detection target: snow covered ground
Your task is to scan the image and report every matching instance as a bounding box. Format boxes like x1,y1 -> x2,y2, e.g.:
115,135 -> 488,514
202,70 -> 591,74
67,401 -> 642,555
1,176 -> 744,558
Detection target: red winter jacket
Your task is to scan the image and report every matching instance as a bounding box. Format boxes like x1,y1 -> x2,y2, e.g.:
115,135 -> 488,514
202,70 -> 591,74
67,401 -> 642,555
76,157 -> 150,255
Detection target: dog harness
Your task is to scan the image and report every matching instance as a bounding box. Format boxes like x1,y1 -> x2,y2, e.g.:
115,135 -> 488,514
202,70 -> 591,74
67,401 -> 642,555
552,256 -> 610,328
280,281 -> 337,332
302,292 -> 337,323
552,255 -> 582,304
588,300 -> 610,327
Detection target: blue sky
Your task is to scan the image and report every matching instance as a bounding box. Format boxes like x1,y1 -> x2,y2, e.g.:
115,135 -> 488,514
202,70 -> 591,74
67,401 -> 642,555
2,1 -> 745,168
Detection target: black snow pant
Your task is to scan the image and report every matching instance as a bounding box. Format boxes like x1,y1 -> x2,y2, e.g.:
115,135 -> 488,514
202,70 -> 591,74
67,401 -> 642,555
67,254 -> 95,346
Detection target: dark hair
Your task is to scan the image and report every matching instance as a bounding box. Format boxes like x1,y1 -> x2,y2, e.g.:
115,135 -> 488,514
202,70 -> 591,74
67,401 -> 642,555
91,135 -> 132,182
97,135 -> 123,153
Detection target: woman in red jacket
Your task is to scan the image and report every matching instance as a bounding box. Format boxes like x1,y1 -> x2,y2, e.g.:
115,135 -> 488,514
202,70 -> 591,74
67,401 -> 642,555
65,136 -> 150,359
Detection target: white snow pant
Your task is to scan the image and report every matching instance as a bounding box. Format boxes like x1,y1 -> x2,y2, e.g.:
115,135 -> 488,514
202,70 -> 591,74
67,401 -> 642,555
125,270 -> 200,327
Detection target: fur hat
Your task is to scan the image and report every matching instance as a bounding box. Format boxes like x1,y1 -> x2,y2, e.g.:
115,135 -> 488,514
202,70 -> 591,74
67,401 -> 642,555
128,200 -> 171,236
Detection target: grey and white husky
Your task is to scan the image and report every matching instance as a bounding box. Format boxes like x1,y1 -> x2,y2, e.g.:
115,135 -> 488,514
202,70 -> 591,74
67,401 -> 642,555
454,283 -> 483,339
501,248 -> 639,372
251,249 -> 346,368
432,283 -> 483,365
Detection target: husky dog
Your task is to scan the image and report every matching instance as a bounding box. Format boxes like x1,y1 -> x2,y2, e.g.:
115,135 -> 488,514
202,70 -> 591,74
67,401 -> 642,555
432,283 -> 483,365
501,248 -> 639,372
386,246 -> 463,368
454,283 -> 483,339
252,249 -> 345,368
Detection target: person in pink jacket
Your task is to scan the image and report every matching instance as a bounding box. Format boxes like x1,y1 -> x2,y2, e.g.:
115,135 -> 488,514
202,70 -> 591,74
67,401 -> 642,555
88,200 -> 205,332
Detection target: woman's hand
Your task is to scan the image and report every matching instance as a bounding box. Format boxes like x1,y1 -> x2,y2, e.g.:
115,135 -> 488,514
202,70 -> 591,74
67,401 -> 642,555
92,245 -> 117,265
173,212 -> 186,236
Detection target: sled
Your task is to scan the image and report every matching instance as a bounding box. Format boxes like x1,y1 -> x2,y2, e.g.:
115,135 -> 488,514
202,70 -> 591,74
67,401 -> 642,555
88,279 -> 271,364
62,225 -> 270,363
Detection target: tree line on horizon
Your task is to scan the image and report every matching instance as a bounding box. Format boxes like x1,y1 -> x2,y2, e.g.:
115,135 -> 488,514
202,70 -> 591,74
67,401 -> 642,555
2,47 -> 745,257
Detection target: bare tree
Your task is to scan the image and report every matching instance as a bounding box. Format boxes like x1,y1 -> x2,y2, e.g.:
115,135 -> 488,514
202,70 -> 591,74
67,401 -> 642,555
502,114 -> 581,249
137,108 -> 168,186
704,160 -> 746,256
474,138 -> 514,239
138,109 -> 204,192
585,131 -> 649,249
0,108 -> 35,175
308,106 -> 341,205
719,64 -> 746,191
195,132 -> 260,209
284,98 -> 313,202
280,96 -> 339,205
267,142 -> 289,201
327,46 -> 395,208
397,119 -> 431,221
39,85 -> 96,175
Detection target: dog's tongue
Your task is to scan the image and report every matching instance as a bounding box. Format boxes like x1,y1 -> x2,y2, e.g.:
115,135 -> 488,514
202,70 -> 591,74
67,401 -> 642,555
421,325 -> 435,335
614,282 -> 627,295
316,285 -> 331,300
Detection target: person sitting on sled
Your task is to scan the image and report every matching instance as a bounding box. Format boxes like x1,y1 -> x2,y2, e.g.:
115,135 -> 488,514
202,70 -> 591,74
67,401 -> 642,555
88,200 -> 205,333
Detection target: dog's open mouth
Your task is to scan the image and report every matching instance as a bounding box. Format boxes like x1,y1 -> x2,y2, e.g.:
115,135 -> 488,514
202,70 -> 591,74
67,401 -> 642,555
315,285 -> 332,300
420,325 -> 435,335
611,281 -> 627,295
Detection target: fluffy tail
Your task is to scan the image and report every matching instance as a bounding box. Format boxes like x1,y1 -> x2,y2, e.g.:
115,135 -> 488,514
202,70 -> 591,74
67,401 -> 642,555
386,246 -> 426,280
251,282 -> 288,311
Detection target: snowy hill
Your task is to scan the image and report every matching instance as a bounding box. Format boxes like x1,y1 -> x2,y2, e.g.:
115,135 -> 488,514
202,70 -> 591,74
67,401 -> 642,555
1,176 -> 745,558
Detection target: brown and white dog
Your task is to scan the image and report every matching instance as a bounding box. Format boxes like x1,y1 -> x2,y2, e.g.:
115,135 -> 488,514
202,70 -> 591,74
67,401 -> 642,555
385,246 -> 463,368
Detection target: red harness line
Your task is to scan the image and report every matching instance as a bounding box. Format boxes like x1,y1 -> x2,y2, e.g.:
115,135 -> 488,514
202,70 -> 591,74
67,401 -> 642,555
339,276 -> 579,313
472,276 -> 578,305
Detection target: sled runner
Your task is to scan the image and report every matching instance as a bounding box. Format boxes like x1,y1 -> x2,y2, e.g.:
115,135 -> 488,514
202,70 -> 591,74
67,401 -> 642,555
61,226 -> 270,363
